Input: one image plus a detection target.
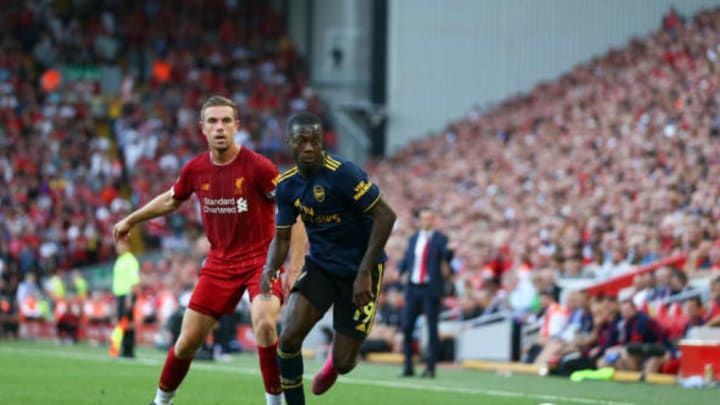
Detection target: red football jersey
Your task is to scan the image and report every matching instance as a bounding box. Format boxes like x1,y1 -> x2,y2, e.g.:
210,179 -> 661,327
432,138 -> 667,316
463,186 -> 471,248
172,147 -> 278,275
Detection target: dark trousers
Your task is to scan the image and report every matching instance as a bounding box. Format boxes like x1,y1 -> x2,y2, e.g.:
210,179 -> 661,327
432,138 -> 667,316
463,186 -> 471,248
116,294 -> 136,358
214,314 -> 234,354
402,285 -> 440,373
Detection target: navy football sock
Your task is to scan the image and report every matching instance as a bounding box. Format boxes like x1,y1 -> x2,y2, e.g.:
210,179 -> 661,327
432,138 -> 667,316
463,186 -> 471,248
278,347 -> 305,405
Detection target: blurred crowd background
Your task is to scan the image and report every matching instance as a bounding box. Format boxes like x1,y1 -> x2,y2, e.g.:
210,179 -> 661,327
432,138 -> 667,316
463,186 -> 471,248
1,0 -> 720,378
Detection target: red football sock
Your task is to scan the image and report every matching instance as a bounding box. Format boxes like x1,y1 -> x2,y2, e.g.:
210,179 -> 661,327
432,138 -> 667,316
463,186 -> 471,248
258,341 -> 282,395
158,346 -> 194,392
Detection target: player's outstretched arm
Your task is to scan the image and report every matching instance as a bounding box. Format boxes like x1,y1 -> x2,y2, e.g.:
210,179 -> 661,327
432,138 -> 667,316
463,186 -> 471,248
261,227 -> 293,295
353,197 -> 396,307
112,189 -> 183,242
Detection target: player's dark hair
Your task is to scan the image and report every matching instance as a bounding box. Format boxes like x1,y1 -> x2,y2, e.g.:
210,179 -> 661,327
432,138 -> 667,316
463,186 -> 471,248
201,95 -> 237,120
287,112 -> 323,137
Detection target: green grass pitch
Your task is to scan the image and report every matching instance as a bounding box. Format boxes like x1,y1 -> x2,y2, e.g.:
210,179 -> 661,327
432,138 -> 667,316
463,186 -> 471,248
0,340 -> 717,404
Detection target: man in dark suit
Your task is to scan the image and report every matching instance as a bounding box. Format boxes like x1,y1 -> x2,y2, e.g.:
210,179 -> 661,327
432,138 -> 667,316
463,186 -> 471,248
398,208 -> 452,378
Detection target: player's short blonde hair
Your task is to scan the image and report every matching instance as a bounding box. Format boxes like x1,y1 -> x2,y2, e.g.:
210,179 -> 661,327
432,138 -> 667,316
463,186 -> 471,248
200,95 -> 237,121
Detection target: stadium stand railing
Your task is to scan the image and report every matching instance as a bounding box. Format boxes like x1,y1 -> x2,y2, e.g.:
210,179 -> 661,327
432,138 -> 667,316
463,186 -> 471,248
583,255 -> 688,297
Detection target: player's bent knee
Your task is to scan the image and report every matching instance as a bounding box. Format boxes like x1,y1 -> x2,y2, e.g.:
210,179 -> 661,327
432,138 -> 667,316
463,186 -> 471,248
253,319 -> 277,344
279,332 -> 303,354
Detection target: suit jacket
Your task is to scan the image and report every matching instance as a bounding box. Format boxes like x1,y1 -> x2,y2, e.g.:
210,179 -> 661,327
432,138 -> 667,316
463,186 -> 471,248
399,231 -> 451,298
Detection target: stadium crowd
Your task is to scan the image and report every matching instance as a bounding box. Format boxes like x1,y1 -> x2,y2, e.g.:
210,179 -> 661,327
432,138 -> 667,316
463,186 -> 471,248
1,0 -> 720,381
362,7 -> 720,370
375,7 -> 720,293
0,0 -> 330,341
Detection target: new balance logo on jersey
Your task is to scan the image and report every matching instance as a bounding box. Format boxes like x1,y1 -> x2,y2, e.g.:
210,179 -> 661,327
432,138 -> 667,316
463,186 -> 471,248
203,197 -> 249,214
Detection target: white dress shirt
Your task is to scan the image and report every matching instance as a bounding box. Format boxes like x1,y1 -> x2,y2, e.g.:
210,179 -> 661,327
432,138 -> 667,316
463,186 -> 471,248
410,230 -> 433,284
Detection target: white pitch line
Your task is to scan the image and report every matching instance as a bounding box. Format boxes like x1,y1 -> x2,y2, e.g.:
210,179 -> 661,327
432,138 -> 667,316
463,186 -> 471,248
0,346 -> 636,405
337,377 -> 637,405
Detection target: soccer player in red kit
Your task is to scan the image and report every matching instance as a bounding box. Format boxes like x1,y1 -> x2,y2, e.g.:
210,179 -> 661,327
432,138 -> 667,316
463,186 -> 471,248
113,95 -> 297,405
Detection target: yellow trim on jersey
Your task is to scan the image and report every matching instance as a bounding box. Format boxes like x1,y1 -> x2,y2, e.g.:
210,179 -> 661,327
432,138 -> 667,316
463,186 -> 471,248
365,263 -> 385,335
325,154 -> 341,167
275,225 -> 292,229
362,192 -> 382,213
323,155 -> 340,171
278,167 -> 299,183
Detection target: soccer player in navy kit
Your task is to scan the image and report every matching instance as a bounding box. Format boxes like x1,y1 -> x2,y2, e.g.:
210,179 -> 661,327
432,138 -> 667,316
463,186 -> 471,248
261,112 -> 397,404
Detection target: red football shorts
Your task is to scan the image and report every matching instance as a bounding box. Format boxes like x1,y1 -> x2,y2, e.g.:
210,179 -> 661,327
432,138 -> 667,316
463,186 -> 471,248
188,264 -> 282,319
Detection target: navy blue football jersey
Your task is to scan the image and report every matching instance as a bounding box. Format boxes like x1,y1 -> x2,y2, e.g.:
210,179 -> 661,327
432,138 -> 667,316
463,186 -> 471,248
275,153 -> 386,276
